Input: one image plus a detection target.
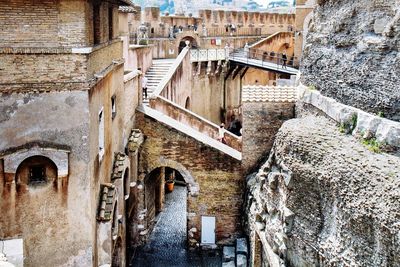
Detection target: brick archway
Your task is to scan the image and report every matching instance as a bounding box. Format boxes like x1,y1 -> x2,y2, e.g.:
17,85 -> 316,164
145,158 -> 199,196
175,33 -> 200,53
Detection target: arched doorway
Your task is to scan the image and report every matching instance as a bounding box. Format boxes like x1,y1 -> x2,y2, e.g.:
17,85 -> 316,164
15,155 -> 58,186
178,36 -> 198,53
185,97 -> 191,110
132,167 -> 189,266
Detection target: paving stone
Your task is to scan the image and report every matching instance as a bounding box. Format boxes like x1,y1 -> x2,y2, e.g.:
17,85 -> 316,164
236,238 -> 248,256
130,185 -> 222,267
237,254 -> 248,267
223,246 -> 235,262
222,260 -> 236,267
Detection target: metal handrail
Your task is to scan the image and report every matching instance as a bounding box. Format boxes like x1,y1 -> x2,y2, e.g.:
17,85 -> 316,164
230,47 -> 300,71
204,27 -> 262,37
129,27 -> 262,40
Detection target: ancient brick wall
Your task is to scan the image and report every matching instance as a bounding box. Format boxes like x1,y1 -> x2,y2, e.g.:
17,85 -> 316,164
242,101 -> 295,174
136,111 -> 244,246
0,52 -> 87,86
0,0 -> 59,47
0,40 -> 123,93
0,0 -> 92,47
0,0 -> 120,48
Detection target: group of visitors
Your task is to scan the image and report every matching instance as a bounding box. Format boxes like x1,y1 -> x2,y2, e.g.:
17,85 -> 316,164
225,24 -> 237,33
170,24 -> 198,38
218,115 -> 242,144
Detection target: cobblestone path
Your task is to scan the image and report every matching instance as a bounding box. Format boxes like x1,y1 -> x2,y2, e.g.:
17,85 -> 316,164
130,185 -> 221,267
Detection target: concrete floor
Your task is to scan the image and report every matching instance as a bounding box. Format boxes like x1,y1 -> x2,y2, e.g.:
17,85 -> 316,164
130,185 -> 222,267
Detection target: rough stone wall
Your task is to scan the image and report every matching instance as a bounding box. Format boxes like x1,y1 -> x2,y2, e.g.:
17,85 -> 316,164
246,112 -> 400,266
136,112 -> 244,247
301,0 -> 400,121
242,102 -> 295,175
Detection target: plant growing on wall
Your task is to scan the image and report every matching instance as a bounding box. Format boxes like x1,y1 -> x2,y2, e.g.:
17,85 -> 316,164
139,39 -> 148,45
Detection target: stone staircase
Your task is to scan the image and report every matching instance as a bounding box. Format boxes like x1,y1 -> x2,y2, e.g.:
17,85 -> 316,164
143,59 -> 175,105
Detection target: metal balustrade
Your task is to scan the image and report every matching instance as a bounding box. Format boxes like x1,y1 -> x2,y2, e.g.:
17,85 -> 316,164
190,48 -> 228,62
231,48 -> 300,68
129,27 -> 263,42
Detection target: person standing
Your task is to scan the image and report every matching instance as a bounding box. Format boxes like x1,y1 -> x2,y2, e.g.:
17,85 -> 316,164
142,75 -> 148,99
218,123 -> 226,144
282,52 -> 288,69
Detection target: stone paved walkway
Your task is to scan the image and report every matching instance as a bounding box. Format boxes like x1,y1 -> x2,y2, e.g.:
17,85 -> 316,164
130,185 -> 222,267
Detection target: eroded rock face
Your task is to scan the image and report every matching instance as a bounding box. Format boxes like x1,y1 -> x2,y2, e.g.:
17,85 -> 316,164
301,0 -> 400,121
246,114 -> 400,266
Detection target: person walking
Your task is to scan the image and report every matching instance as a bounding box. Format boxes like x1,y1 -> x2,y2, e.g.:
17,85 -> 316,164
142,75 -> 148,99
218,123 -> 226,144
282,52 -> 288,69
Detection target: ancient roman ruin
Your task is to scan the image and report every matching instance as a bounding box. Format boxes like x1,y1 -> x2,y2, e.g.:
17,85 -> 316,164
0,0 -> 399,266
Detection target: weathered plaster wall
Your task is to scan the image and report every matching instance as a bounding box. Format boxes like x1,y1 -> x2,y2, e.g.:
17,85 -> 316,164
88,64 -> 135,266
243,69 -> 276,86
136,111 -> 244,247
246,111 -> 400,266
191,66 -> 225,123
0,91 -> 93,267
301,0 -> 400,121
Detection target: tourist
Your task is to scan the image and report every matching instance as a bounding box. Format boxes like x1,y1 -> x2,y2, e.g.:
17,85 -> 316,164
244,43 -> 250,56
228,115 -> 242,136
231,23 -> 236,32
282,52 -> 288,69
218,123 -> 226,144
142,75 -> 148,99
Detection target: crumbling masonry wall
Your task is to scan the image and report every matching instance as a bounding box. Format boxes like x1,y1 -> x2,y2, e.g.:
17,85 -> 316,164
301,0 -> 400,121
246,112 -> 400,266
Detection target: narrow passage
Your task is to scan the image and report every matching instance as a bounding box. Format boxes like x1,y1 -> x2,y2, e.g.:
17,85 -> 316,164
130,185 -> 222,267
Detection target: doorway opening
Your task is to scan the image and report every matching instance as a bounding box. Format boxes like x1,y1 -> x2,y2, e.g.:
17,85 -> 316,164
133,167 -> 189,266
178,36 -> 198,53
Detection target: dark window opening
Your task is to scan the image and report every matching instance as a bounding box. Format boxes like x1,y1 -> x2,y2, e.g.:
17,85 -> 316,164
93,4 -> 101,45
108,7 -> 114,41
111,95 -> 116,119
29,165 -> 46,184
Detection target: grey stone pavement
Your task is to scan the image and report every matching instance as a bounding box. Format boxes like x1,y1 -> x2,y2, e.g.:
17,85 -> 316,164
130,185 -> 222,267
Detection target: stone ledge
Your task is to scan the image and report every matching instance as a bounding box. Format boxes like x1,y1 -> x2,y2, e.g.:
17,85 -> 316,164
299,85 -> 400,148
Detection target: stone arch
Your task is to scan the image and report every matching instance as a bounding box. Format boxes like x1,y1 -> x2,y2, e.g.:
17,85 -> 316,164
15,155 -> 58,186
2,144 -> 69,178
277,42 -> 290,54
176,34 -> 200,53
145,158 -> 199,196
